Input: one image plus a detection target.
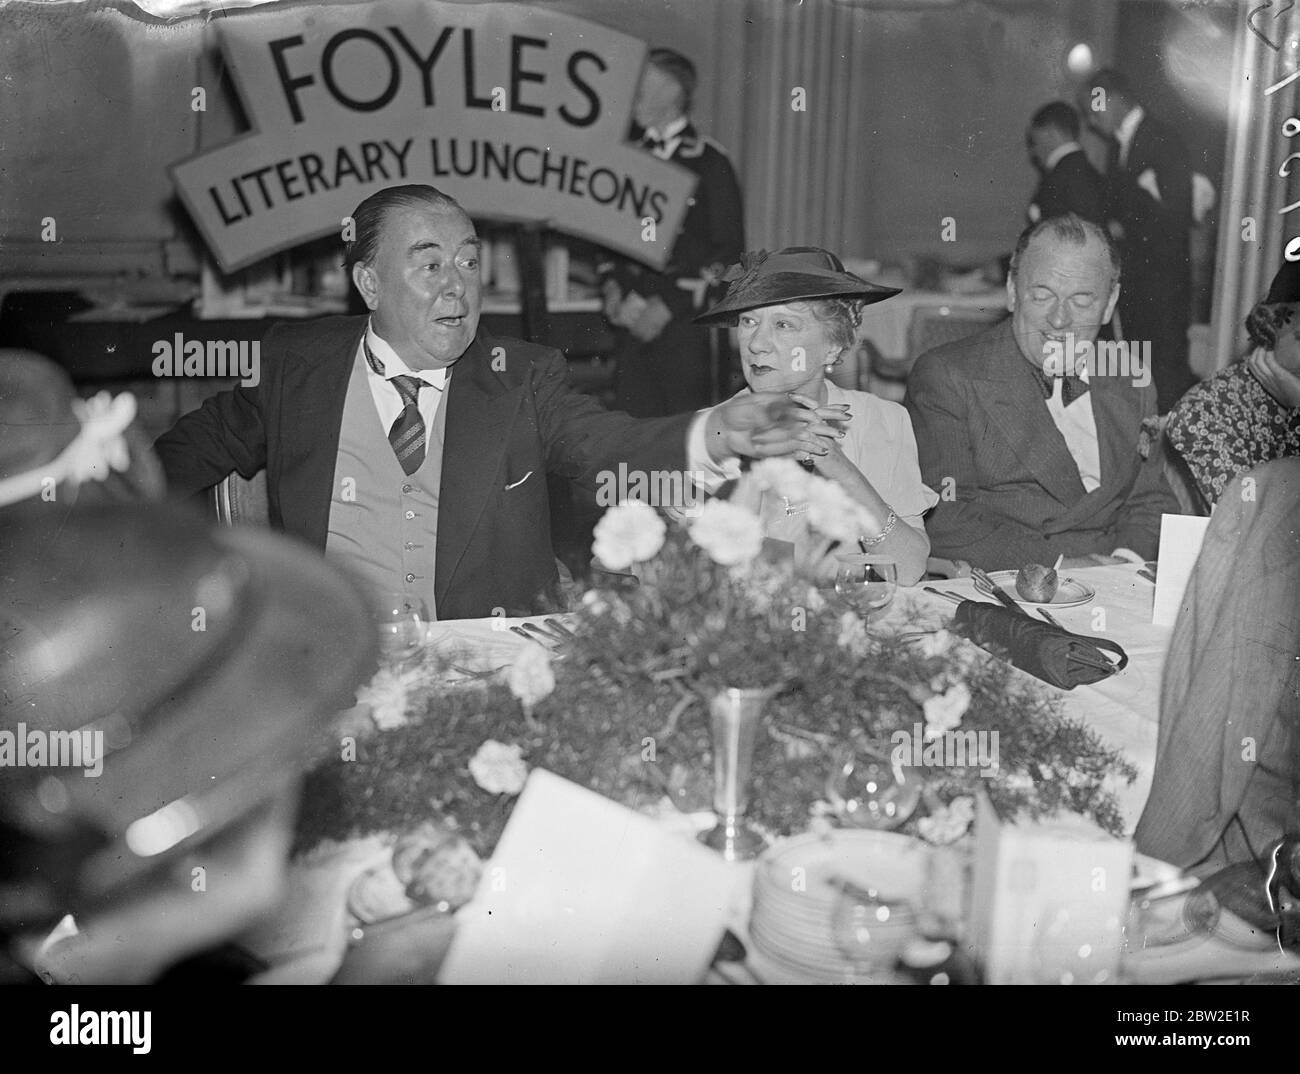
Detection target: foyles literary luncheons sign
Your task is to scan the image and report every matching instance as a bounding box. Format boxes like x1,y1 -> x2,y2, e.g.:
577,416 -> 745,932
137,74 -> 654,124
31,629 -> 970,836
171,0 -> 696,272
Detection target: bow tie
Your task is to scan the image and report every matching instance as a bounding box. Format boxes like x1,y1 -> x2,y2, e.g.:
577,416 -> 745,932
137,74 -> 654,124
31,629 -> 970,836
641,134 -> 667,152
1037,369 -> 1090,407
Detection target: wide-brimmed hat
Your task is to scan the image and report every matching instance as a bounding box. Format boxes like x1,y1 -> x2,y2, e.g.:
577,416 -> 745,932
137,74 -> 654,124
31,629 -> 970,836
0,504 -> 376,932
695,247 -> 901,324
1262,257 -> 1300,306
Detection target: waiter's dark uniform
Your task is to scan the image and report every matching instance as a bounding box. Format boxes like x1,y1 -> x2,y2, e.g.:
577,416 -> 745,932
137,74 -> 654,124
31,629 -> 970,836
602,121 -> 744,417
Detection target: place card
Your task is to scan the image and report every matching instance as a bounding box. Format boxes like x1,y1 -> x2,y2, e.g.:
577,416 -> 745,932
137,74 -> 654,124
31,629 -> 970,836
1151,513 -> 1211,627
437,769 -> 738,984
967,793 -> 1132,985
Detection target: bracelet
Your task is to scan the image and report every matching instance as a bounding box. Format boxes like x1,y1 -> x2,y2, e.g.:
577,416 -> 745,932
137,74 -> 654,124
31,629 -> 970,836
859,509 -> 898,547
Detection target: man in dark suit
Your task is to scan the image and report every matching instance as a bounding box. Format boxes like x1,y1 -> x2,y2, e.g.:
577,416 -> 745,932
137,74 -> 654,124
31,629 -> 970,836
599,48 -> 744,416
905,214 -> 1178,571
1081,69 -> 1197,412
155,185 -> 830,620
1025,101 -> 1106,226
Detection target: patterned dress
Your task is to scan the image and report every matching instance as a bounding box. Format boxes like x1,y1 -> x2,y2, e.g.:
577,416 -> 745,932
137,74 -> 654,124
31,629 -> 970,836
1164,362 -> 1300,506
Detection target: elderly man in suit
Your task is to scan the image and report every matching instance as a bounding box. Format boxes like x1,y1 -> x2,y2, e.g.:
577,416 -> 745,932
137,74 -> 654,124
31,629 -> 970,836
156,185 -> 832,620
905,214 -> 1178,572
1080,68 -> 1197,412
1025,101 -> 1106,226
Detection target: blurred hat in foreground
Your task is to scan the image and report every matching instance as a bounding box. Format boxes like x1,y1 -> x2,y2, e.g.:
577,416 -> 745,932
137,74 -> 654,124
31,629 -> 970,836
0,504 -> 377,933
0,349 -> 164,510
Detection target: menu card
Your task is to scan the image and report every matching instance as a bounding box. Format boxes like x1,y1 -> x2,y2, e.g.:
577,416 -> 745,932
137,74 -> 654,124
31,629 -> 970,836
438,769 -> 737,984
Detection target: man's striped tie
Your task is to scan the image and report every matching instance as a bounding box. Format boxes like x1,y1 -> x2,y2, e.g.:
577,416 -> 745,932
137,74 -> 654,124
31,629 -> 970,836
364,339 -> 426,475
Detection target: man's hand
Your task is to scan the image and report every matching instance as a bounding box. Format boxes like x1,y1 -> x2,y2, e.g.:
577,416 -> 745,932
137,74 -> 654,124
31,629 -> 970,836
628,295 -> 673,342
600,279 -> 624,323
704,392 -> 844,462
1248,347 -> 1300,409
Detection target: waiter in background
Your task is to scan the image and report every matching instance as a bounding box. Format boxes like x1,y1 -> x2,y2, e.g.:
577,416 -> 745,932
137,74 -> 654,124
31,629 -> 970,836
599,48 -> 744,416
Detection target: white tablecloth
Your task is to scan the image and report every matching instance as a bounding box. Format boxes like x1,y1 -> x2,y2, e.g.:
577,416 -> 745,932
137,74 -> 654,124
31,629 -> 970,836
919,563 -> 1166,832
249,574 -> 1174,983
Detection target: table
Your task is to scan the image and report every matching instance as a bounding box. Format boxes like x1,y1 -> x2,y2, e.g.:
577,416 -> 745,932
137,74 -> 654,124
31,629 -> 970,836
244,576 -> 1297,984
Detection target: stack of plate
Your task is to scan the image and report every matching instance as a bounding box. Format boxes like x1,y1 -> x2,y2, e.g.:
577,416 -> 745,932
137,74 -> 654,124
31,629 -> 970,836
749,829 -> 929,983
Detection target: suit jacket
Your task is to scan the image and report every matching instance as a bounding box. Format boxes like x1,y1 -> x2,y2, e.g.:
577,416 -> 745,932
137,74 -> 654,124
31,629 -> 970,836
1031,148 -> 1106,225
1134,459 -> 1300,868
903,320 -> 1177,569
1109,114 -> 1192,294
154,316 -> 693,620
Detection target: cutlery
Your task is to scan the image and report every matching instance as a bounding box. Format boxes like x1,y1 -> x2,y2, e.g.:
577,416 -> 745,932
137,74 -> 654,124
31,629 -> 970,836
1037,608 -> 1064,629
1137,568 -> 1157,585
923,586 -> 963,606
971,567 -> 1034,618
542,617 -> 577,638
519,621 -> 566,646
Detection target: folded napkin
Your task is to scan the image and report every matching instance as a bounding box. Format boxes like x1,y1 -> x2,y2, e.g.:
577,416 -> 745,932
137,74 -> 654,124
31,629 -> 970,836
951,601 -> 1128,689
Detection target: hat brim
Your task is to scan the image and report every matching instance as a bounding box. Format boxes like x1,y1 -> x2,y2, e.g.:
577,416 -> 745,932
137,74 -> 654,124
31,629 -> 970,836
0,504 -> 377,927
695,271 -> 901,324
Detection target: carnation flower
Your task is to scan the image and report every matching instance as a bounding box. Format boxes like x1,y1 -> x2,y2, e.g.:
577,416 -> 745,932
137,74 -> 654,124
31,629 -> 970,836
358,666 -> 415,729
1065,768 -> 1091,789
1005,771 -> 1036,794
915,630 -> 954,659
689,499 -> 764,566
591,500 -> 666,571
469,740 -> 528,795
749,457 -> 812,501
506,641 -> 555,713
917,795 -> 975,845
836,611 -> 870,657
922,682 -> 971,740
805,478 -> 872,543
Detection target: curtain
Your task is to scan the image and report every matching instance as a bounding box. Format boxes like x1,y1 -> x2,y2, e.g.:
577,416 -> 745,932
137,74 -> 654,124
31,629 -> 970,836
1210,3 -> 1300,370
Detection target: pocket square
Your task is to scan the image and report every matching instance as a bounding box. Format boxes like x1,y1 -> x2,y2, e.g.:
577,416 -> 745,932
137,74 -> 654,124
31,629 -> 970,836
503,470 -> 534,491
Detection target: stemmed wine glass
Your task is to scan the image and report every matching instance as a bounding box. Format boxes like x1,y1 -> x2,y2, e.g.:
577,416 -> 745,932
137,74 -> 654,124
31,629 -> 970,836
372,591 -> 429,669
833,554 -> 898,623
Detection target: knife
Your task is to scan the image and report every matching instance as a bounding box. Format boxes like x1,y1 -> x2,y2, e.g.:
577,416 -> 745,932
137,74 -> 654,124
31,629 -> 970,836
970,567 -> 1034,618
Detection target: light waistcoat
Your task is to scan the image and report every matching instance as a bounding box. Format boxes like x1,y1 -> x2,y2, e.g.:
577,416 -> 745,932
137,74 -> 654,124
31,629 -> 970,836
325,350 -> 448,617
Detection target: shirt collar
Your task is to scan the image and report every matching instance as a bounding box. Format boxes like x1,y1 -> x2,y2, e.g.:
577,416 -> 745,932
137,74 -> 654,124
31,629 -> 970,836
1115,106 -> 1144,160
643,115 -> 689,158
1044,141 -> 1082,172
364,322 -> 449,390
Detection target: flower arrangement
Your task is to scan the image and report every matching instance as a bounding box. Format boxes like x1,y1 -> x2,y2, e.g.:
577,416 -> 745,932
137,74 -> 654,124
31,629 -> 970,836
295,462 -> 1136,858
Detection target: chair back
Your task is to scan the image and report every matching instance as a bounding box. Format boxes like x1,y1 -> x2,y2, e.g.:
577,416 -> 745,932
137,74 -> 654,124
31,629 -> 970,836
906,304 -> 1006,364
213,471 -> 269,527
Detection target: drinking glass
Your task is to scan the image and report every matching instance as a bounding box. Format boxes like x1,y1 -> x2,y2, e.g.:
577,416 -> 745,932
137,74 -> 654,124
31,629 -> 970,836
373,592 -> 429,669
830,879 -> 916,983
833,554 -> 898,622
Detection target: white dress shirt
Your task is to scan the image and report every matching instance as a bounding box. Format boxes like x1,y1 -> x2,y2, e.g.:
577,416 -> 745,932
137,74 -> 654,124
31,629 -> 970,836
362,324 -> 449,434
1044,366 -> 1101,493
641,115 -> 689,160
1115,106 -> 1144,168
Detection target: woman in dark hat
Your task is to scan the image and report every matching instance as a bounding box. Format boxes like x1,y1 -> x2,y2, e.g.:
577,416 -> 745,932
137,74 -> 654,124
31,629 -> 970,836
694,247 -> 938,584
1164,258 -> 1300,507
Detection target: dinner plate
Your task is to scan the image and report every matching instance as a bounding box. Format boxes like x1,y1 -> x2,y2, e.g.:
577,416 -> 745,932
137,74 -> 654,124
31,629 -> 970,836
984,570 -> 1096,609
749,829 -> 927,981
